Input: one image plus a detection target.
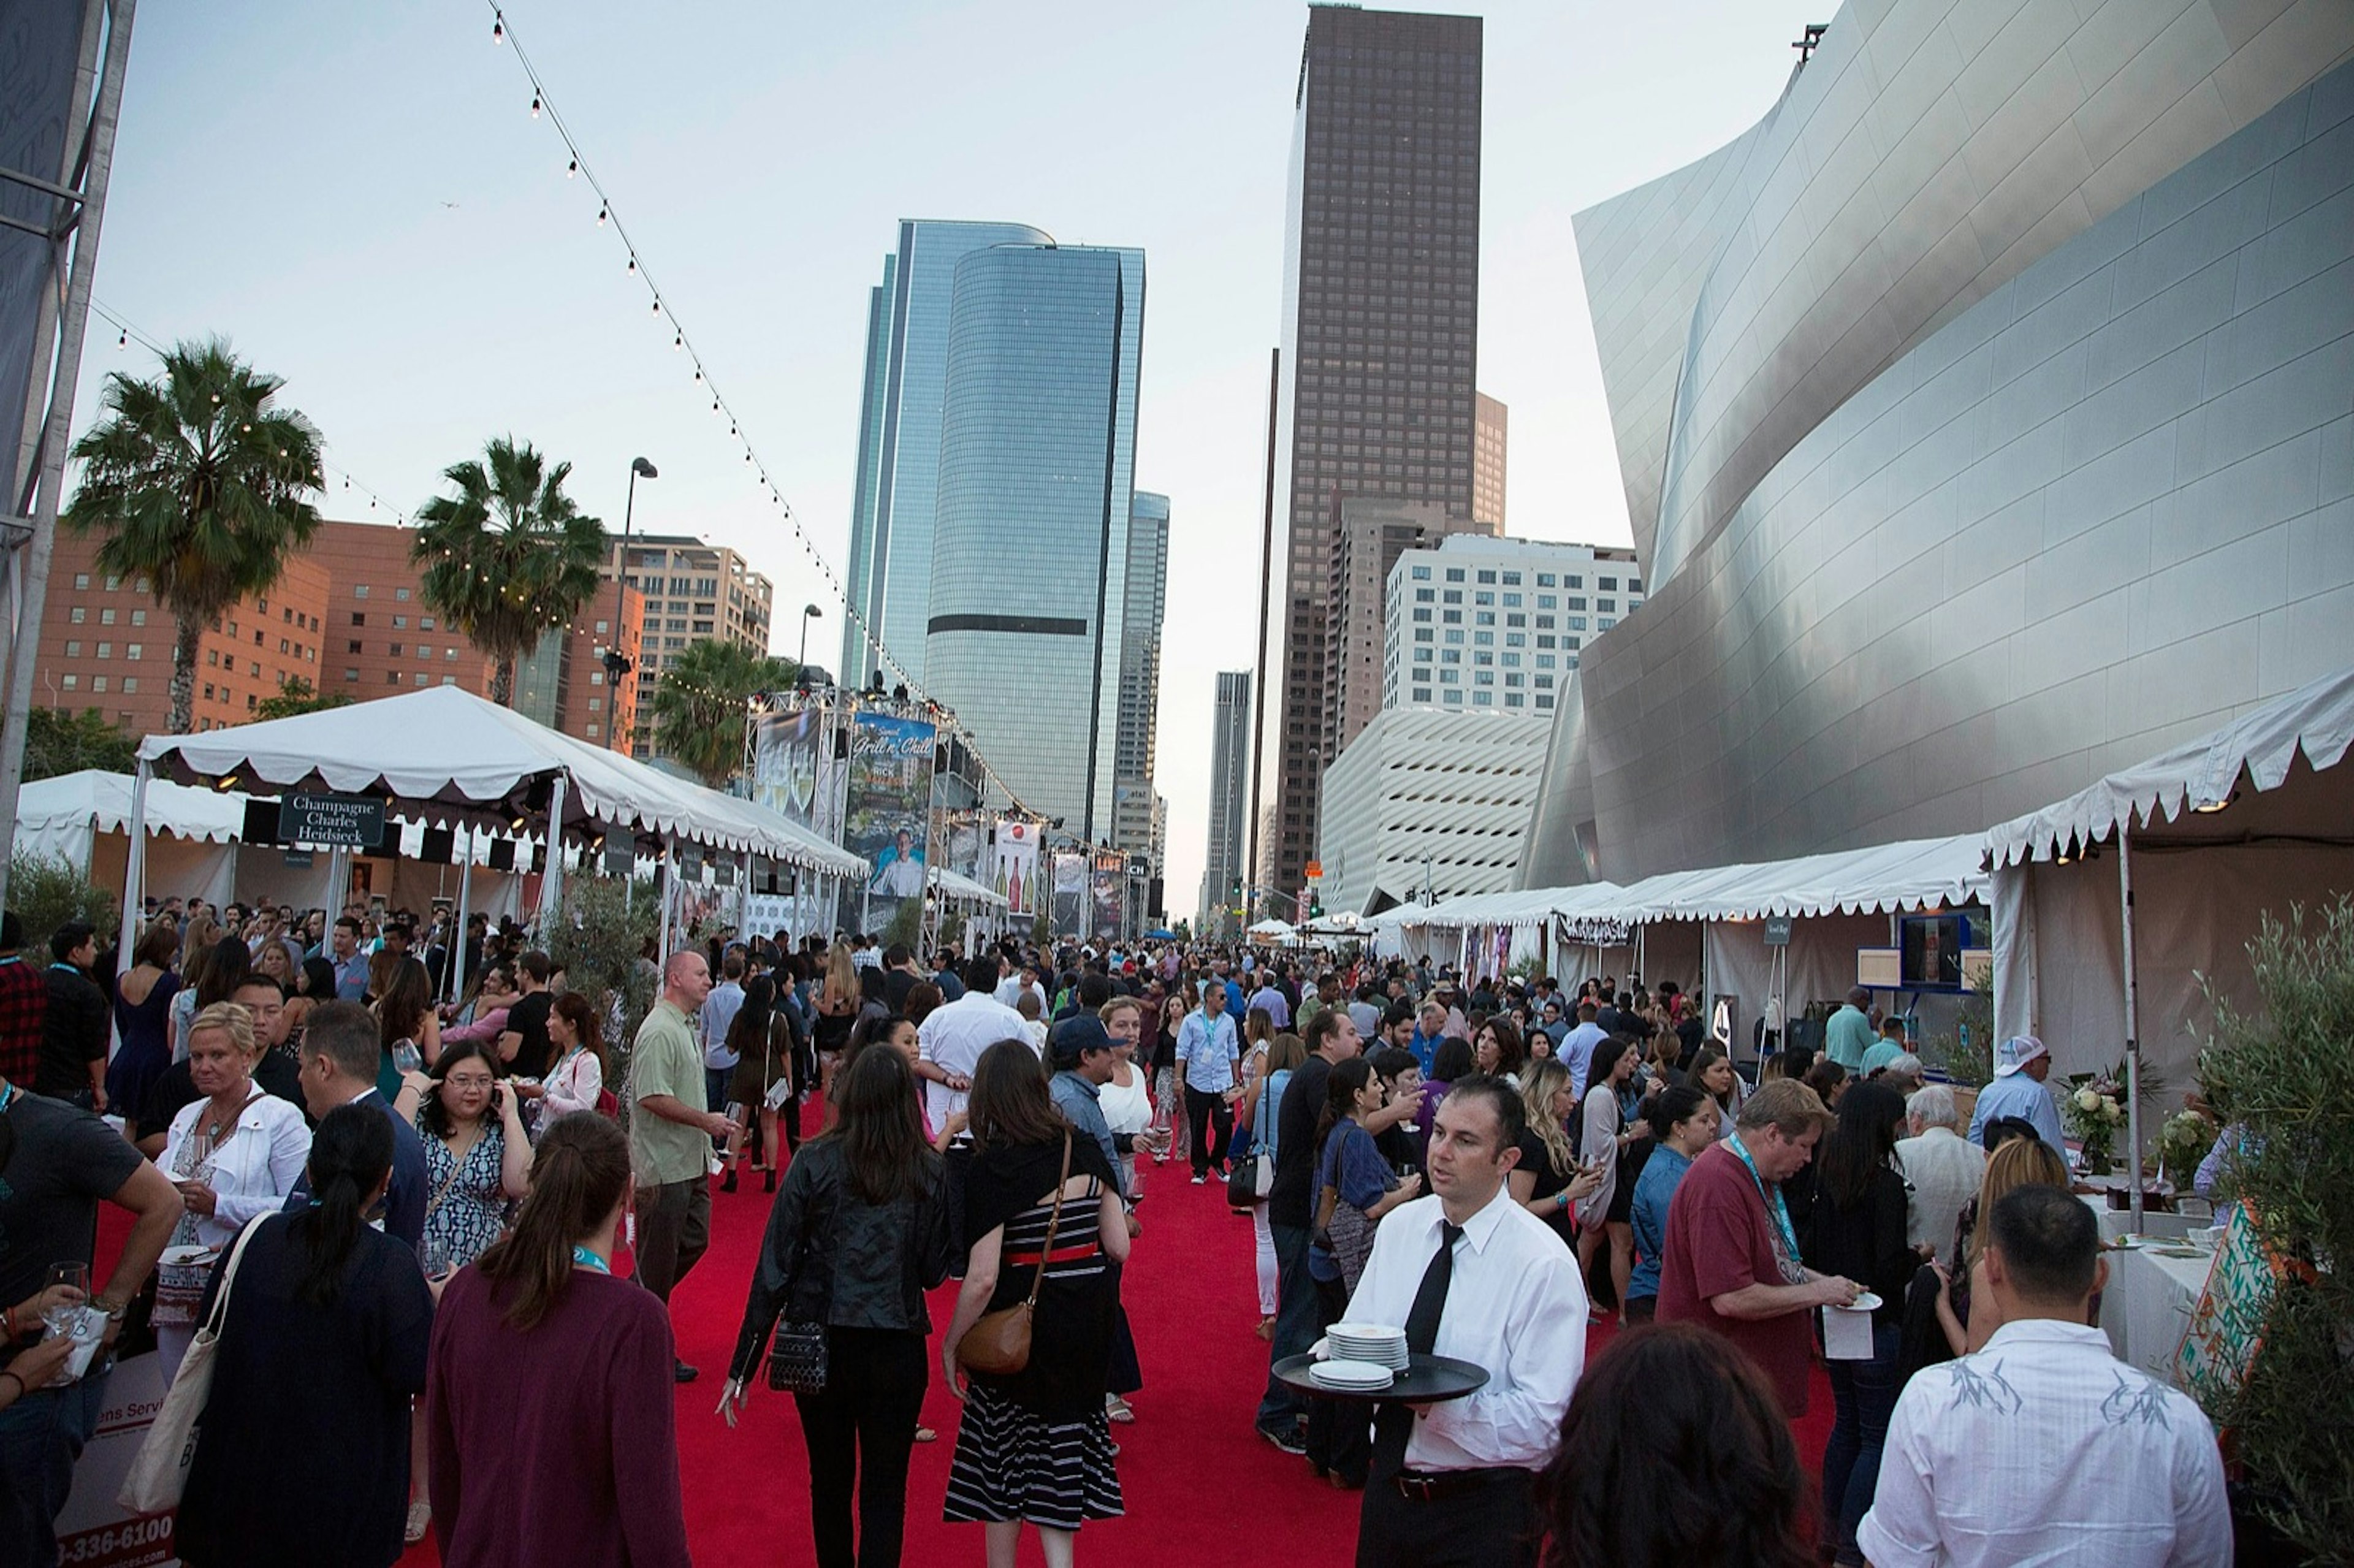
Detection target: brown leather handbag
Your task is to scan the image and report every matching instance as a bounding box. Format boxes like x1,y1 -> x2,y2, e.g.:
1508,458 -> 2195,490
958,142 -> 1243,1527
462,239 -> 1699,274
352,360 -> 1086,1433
956,1132 -> 1073,1376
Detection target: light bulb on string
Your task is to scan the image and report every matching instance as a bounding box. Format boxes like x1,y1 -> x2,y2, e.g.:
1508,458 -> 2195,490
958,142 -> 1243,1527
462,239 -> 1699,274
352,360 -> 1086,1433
492,17 -> 503,42
673,333 -> 682,351
530,94 -> 541,117
566,159 -> 577,178
597,206 -> 608,226
651,300 -> 661,315
116,330 -> 126,349
626,257 -> 636,274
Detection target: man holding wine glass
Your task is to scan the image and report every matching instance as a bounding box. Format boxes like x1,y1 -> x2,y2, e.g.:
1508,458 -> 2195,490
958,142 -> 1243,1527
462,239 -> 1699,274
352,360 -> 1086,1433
0,1062 -> 181,1564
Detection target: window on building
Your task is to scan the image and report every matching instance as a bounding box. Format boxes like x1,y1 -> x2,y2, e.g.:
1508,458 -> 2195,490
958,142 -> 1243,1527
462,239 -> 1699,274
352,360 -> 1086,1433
1444,568 -> 1463,582
1598,598 -> 1617,614
1443,688 -> 1461,705
100,608 -> 116,626
351,612 -> 365,626
105,575 -> 121,592
202,683 -> 213,700
415,672 -> 429,687
65,641 -> 80,657
392,615 -> 407,629
1410,565 -> 1430,580
1414,588 -> 1433,603
131,609 -> 145,626
1599,617 -> 1617,630
61,674 -> 77,690
1413,647 -> 1433,663
1413,627 -> 1433,643
248,660 -> 259,676
442,676 -> 457,687
1569,615 -> 1588,631
72,573 -> 88,589
1629,577 -> 1644,592
1536,653 -> 1556,669
1536,694 -> 1554,709
1474,631 -> 1494,647
1502,592 -> 1522,607
1599,577 -> 1618,591
1474,591 -> 1493,606
1475,612 -> 1494,628
1412,687 -> 1432,702
1504,693 -> 1525,707
69,607 -> 83,624
445,648 -> 457,661
94,642 -> 110,659
354,585 -> 369,599
121,678 -> 137,694
387,671 -> 400,685
395,587 -> 411,601
344,669 -> 359,682
91,675 -> 107,693
1438,668 -> 1459,684
389,644 -> 402,657
1537,595 -> 1556,610
1537,573 -> 1556,587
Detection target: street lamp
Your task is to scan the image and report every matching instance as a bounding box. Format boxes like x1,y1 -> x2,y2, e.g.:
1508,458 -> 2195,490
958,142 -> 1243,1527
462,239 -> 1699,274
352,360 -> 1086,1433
796,603 -> 821,669
601,457 -> 657,750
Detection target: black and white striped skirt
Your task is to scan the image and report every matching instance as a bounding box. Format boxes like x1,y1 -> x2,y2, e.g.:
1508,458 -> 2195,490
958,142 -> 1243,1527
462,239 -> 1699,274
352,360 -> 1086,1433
942,1383 -> 1124,1531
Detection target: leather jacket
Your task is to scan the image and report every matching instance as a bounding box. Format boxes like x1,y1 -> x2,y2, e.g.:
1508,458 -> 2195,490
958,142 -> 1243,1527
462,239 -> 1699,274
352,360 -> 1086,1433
726,1138 -> 952,1380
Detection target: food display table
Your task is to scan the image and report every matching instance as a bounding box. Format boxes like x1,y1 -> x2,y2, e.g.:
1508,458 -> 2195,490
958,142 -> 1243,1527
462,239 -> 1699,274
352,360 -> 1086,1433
2099,1244 -> 2214,1382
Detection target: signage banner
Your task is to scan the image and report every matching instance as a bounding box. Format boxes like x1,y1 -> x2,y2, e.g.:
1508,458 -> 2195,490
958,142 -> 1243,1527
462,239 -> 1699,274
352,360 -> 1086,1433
845,712 -> 937,928
1051,851 -> 1087,940
1764,914 -> 1793,947
1092,851 -> 1124,944
57,1351 -> 176,1567
283,791 -> 385,849
992,820 -> 1039,918
752,707 -> 828,834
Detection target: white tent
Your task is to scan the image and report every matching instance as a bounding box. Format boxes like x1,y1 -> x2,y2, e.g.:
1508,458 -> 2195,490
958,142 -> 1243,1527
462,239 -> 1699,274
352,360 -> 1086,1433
929,866 -> 1009,910
17,770 -> 242,911
128,686 -> 867,981
1985,664 -> 2354,1215
1246,918 -> 1298,944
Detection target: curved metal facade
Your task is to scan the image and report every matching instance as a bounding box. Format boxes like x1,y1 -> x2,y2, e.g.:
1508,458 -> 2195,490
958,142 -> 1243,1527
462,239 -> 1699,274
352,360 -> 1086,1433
1528,27 -> 2354,888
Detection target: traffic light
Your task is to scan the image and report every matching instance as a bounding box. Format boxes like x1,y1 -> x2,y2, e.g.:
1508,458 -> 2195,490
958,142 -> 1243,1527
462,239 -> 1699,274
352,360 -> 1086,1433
1309,895 -> 1324,918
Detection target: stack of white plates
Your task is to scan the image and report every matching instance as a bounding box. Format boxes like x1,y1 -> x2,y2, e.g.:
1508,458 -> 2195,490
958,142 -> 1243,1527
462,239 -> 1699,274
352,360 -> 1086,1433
1308,1358 -> 1395,1391
1327,1322 -> 1410,1370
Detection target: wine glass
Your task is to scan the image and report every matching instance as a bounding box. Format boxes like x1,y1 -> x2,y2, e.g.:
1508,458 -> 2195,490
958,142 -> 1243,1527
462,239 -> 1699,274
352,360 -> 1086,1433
418,1238 -> 453,1281
42,1263 -> 90,1336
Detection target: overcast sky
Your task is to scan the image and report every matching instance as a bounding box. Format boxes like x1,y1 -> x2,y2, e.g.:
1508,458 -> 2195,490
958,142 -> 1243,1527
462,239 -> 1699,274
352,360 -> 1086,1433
84,0 -> 1807,912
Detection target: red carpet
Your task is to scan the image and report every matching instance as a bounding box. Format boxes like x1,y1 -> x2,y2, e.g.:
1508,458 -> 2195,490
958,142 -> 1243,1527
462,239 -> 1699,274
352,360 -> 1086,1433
96,1143 -> 1834,1566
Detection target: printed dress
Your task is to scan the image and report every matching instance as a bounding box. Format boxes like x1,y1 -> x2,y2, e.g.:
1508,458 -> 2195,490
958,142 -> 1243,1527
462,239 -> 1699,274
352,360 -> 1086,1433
417,1119 -> 512,1269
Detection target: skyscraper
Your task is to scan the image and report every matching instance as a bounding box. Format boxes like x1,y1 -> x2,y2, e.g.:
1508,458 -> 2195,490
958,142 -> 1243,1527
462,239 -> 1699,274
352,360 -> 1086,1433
840,219 -> 1053,688
923,242 -> 1146,843
1254,6 -> 1483,904
1111,491 -> 1171,870
1473,392 -> 1507,529
1199,669 -> 1252,934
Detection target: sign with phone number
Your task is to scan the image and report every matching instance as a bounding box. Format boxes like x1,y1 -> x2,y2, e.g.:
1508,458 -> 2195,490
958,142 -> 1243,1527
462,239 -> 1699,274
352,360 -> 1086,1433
58,1513 -> 173,1566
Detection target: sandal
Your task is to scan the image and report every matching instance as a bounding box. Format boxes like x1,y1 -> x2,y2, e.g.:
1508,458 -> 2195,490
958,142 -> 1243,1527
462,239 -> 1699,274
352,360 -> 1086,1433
1105,1395 -> 1135,1423
405,1501 -> 431,1545
913,1424 -> 937,1443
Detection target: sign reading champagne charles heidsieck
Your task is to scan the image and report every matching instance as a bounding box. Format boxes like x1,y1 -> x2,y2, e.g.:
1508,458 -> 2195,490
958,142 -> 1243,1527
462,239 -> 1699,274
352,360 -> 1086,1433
844,712 -> 936,927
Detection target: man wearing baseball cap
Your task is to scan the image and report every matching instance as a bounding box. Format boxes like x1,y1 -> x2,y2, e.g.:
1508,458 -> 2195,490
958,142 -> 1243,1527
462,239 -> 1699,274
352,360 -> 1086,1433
1967,1035 -> 2066,1155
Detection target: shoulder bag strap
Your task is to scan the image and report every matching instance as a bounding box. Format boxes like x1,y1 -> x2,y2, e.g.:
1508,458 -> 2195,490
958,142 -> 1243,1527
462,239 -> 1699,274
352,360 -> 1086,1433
1022,1133 -> 1075,1311
202,1216 -> 268,1338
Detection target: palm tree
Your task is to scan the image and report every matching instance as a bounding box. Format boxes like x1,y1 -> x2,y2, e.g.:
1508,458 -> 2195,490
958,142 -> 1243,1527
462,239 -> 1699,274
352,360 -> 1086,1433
647,638 -> 797,788
63,340 -> 324,734
411,437 -> 606,706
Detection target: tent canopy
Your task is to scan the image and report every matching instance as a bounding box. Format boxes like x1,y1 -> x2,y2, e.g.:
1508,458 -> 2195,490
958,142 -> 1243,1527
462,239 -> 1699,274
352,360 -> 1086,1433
928,866 -> 1008,908
18,769 -> 245,844
1247,918 -> 1297,938
137,685 -> 866,878
1987,663 -> 2354,866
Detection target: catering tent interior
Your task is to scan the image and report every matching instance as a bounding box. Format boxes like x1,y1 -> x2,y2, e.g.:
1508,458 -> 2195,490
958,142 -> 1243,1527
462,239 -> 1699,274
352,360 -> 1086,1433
127,685 -> 868,983
17,770 -> 241,912
1986,663 -> 2354,1110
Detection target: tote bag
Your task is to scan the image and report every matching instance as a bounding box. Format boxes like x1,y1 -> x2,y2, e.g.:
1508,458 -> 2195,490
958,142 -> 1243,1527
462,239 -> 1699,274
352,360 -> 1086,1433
118,1217 -> 267,1515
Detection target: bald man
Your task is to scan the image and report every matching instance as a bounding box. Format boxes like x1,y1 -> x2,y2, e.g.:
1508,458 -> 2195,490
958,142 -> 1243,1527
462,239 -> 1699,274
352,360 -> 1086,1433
629,948 -> 731,1382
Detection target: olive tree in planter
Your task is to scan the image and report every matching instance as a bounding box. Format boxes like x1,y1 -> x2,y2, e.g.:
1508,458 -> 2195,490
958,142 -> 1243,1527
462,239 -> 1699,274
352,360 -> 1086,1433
544,874 -> 658,1095
2194,896 -> 2354,1561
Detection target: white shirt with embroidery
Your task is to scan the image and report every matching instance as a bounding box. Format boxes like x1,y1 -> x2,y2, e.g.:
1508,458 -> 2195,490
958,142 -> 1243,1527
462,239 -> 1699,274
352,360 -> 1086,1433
1859,1319 -> 2230,1567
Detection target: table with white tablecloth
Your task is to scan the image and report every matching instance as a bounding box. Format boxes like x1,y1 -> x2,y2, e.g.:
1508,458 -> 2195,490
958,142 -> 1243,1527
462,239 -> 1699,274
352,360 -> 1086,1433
2099,1246 -> 2217,1380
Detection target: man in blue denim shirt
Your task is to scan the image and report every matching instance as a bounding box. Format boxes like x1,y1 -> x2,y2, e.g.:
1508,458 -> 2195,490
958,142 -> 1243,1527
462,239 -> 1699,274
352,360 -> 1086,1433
1174,983 -> 1241,1185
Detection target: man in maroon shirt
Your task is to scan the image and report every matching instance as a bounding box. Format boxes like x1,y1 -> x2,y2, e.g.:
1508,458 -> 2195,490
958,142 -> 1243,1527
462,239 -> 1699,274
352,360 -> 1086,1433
0,913 -> 45,1086
1656,1079 -> 1859,1415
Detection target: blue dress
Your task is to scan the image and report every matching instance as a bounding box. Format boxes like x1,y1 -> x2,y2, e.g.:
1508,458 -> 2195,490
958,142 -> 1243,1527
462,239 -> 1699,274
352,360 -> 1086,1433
109,970 -> 179,1120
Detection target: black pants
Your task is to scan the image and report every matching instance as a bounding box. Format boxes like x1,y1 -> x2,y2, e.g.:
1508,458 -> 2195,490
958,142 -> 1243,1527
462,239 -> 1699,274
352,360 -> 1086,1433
1355,1465 -> 1542,1568
1306,1273 -> 1371,1485
794,1327 -> 928,1568
1185,1086 -> 1233,1177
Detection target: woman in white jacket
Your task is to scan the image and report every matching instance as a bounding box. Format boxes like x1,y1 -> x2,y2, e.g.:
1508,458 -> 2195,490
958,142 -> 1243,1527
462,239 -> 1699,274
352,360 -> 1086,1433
154,1002 -> 313,1379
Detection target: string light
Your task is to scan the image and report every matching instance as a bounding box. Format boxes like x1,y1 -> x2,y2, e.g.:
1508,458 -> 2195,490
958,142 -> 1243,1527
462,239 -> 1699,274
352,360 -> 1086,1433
476,1 -> 1043,820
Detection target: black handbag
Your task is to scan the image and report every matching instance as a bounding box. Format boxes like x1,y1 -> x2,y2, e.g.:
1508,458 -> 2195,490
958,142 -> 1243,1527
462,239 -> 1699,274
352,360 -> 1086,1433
766,1320 -> 828,1395
1225,1078 -> 1277,1209
764,1189 -> 828,1394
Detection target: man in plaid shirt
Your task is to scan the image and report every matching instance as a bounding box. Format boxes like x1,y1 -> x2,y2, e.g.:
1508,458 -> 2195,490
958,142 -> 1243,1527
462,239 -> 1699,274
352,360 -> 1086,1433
0,911 -> 45,1086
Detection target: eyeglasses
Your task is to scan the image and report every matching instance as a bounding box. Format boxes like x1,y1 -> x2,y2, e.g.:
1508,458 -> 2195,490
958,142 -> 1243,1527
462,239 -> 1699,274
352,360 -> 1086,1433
443,1075 -> 495,1091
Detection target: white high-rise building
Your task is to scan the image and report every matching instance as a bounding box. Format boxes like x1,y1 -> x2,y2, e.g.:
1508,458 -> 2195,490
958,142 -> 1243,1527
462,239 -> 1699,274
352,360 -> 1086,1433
1382,535 -> 1642,716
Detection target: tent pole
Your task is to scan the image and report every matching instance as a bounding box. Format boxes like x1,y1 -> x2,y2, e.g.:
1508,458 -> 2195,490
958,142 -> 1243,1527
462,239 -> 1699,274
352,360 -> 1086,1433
449,828 -> 473,1005
115,756 -> 150,1042
2119,829 -> 2145,1230
535,775 -> 568,935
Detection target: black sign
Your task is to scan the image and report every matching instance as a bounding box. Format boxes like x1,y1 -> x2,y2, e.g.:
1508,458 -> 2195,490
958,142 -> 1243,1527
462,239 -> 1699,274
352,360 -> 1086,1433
281,850 -> 314,870
1764,915 -> 1793,947
283,791 -> 387,848
605,836 -> 636,875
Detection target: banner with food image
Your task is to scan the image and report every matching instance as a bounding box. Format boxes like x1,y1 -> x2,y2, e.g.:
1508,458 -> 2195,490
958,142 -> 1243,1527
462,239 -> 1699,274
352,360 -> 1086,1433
845,712 -> 937,927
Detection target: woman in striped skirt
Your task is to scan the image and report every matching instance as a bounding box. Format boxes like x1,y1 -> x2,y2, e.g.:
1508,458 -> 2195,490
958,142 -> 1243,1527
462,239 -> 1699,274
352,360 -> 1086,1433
941,1040 -> 1129,1562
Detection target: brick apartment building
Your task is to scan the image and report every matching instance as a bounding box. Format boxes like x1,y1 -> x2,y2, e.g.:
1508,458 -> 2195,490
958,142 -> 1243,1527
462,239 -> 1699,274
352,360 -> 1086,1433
33,519 -> 641,745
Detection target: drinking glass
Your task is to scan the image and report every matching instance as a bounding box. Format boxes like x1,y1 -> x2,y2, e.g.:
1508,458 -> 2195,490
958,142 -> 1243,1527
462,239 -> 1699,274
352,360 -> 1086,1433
42,1263 -> 90,1336
419,1239 -> 453,1280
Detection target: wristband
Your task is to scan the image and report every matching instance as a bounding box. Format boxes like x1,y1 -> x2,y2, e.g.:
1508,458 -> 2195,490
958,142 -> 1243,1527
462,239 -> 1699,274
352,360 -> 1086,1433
0,1370 -> 24,1400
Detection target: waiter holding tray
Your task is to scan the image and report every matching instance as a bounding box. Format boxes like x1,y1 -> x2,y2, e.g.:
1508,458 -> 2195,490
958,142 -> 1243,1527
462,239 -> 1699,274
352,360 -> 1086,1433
1338,1074 -> 1588,1567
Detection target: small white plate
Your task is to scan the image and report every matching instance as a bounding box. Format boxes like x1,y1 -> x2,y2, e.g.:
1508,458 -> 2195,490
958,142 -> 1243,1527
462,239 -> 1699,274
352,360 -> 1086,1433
1832,1292 -> 1883,1314
160,1244 -> 216,1267
1308,1358 -> 1395,1390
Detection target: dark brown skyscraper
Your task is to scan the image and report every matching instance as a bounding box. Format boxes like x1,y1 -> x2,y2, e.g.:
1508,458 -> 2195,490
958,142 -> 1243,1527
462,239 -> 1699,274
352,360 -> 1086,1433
1252,6 -> 1483,909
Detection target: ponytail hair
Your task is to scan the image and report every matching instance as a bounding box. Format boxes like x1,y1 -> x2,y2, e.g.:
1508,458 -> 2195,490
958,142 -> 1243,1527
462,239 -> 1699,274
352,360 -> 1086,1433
291,1103 -> 394,1306
476,1111 -> 631,1330
1316,1056 -> 1374,1162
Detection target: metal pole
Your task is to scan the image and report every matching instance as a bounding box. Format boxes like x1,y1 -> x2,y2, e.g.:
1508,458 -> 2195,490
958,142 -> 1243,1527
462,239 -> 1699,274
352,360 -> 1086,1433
0,0 -> 140,911
449,827 -> 473,1004
114,752 -> 148,994
535,774 -> 568,933
2119,829 -> 2146,1228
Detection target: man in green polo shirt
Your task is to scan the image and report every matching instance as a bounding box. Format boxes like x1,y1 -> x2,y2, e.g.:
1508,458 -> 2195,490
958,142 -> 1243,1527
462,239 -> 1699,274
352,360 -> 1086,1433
628,948 -> 731,1382
1824,986 -> 1876,1073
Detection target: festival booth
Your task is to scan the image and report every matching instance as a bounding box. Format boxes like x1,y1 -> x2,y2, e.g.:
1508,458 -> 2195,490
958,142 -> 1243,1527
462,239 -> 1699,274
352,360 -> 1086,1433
929,864 -> 1011,947
1985,663 -> 2354,1228
126,686 -> 867,991
18,769 -> 242,911
1246,917 -> 1301,947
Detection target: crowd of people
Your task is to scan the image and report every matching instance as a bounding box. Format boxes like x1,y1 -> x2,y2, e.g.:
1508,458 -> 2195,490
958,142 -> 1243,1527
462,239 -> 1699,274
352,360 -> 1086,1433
0,898 -> 2235,1567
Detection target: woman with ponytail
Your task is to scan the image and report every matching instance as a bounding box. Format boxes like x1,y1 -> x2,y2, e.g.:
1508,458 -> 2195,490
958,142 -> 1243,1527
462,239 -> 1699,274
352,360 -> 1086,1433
176,1104 -> 435,1568
425,1112 -> 690,1567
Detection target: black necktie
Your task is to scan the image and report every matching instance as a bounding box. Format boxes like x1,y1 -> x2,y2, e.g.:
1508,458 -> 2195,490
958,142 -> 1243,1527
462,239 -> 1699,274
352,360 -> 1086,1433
1404,1220 -> 1463,1356
1374,1220 -> 1465,1479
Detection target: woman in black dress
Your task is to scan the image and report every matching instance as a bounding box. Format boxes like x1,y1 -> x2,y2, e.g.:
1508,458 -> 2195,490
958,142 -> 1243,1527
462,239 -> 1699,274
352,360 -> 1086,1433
177,1104 -> 435,1568
941,1039 -> 1129,1561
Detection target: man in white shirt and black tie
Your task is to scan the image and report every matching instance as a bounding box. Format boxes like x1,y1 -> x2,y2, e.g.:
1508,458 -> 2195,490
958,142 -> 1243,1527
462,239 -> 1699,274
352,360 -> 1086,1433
1340,1074 -> 1588,1567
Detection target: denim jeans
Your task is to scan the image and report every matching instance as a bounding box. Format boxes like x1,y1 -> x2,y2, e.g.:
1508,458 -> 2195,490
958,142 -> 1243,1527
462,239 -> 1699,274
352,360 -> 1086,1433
0,1363 -> 110,1567
1255,1222 -> 1316,1434
1822,1322 -> 1903,1561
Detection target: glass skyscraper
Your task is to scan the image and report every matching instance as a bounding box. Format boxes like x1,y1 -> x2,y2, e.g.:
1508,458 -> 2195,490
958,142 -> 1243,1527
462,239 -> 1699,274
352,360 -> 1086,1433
1254,6 -> 1484,904
840,219 -> 1051,687
924,242 -> 1146,843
